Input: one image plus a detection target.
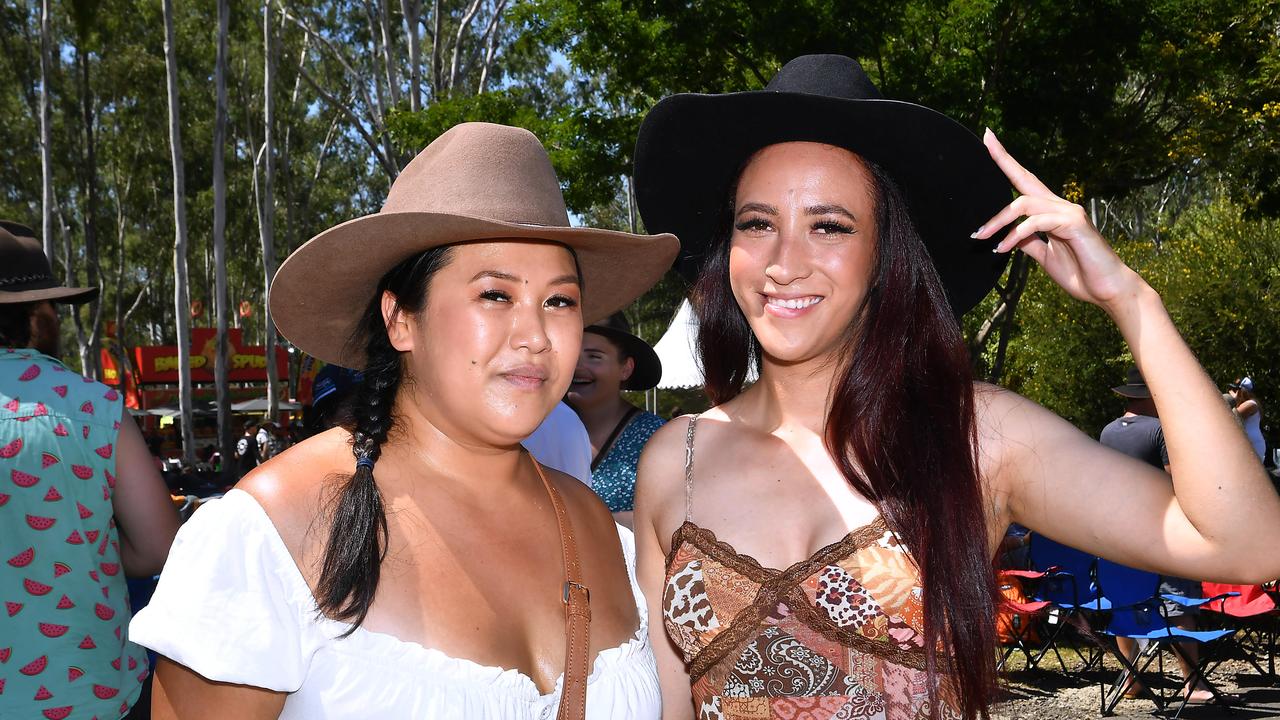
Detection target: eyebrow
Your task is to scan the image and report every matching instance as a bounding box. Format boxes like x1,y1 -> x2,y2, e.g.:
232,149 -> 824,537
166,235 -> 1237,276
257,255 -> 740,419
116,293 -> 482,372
735,201 -> 857,222
806,204 -> 857,221
469,270 -> 580,286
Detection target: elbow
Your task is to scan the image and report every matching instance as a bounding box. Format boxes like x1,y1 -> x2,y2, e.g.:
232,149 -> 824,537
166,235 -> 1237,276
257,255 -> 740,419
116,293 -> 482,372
122,525 -> 179,579
123,543 -> 174,578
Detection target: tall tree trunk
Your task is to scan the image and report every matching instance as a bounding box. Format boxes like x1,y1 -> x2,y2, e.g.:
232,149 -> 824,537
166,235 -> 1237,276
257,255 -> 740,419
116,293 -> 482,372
162,0 -> 196,464
378,0 -> 401,109
401,0 -> 422,111
476,0 -> 505,93
39,0 -> 55,263
261,0 -> 280,422
429,0 -> 442,96
448,0 -> 484,92
77,44 -> 103,379
214,0 -> 234,480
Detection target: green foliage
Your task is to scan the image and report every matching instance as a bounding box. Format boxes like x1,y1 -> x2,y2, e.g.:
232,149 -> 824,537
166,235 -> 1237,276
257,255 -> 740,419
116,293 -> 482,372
386,91 -> 635,213
1002,197 -> 1280,439
1146,199 -> 1280,406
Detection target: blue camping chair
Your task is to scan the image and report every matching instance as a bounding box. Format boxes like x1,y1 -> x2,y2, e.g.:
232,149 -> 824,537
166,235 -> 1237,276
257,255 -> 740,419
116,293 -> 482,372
1094,557 -> 1238,718
1021,533 -> 1110,673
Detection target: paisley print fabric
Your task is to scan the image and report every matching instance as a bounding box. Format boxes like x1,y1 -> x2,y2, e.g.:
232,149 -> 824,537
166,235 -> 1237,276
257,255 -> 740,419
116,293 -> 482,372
662,519 -> 957,720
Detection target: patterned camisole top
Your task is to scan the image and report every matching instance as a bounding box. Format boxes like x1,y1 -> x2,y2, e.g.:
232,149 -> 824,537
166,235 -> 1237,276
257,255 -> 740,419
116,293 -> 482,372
661,416 -> 957,720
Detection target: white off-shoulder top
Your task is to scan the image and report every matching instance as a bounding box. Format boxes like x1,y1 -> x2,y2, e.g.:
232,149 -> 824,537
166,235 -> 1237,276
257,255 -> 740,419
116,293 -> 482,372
130,489 -> 660,719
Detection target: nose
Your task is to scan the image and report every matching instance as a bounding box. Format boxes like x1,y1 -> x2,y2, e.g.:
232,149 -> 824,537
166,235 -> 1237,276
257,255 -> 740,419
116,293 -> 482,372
764,223 -> 811,286
510,301 -> 551,354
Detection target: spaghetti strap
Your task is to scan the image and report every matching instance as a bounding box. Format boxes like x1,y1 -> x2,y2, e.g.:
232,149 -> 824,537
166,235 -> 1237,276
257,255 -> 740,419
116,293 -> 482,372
683,414 -> 700,522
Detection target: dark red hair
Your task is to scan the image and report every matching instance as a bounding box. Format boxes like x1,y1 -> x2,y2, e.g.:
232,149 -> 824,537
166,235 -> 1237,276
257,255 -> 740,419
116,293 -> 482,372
692,156 -> 997,719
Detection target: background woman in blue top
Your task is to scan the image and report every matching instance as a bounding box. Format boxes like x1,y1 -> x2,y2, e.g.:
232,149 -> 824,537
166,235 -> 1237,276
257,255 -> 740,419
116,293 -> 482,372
567,313 -> 664,529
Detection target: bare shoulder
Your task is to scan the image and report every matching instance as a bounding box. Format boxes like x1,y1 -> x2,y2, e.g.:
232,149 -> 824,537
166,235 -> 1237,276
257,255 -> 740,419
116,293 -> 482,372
973,381 -> 1084,441
634,413 -> 699,524
236,426 -> 354,558
545,466 -> 627,557
637,415 -> 694,490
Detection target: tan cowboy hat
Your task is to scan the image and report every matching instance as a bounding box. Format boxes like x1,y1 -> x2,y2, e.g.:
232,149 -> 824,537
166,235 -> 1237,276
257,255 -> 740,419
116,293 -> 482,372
271,122 -> 679,369
0,221 -> 98,304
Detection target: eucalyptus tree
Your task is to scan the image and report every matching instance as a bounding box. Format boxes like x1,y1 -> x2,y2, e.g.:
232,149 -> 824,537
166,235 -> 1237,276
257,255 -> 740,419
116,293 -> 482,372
162,0 -> 195,463
214,0 -> 234,475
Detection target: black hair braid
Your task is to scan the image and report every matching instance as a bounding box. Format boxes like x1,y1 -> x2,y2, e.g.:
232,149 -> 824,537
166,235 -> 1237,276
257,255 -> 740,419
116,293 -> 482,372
314,317 -> 401,632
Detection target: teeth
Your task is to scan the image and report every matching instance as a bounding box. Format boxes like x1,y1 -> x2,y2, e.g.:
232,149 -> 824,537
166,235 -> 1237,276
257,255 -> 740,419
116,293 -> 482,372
767,296 -> 822,310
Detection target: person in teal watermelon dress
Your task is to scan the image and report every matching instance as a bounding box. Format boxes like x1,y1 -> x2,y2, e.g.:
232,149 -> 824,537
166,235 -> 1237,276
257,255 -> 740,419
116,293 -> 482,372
0,222 -> 179,720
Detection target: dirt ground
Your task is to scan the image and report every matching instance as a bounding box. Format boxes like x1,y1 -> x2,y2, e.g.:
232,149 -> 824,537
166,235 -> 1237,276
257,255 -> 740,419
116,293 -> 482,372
991,645 -> 1280,719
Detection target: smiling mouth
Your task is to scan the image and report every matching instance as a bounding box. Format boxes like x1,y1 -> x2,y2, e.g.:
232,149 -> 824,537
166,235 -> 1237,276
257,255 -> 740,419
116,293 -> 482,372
764,295 -> 824,310
570,378 -> 594,389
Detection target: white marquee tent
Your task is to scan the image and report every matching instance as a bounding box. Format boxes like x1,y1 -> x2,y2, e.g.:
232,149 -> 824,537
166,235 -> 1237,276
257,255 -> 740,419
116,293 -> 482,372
653,299 -> 758,390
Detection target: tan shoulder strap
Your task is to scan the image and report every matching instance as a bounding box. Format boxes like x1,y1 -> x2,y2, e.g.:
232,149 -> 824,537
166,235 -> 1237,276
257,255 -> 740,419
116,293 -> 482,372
532,458 -> 591,720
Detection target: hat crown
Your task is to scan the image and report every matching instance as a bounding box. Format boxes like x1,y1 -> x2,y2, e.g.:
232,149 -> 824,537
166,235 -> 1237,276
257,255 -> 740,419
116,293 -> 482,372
381,122 -> 570,227
0,222 -> 56,289
765,54 -> 883,101
588,311 -> 633,335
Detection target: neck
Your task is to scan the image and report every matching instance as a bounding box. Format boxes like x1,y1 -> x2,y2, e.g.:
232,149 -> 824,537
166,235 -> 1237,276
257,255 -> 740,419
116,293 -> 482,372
574,395 -> 634,436
739,352 -> 837,435
379,391 -> 531,493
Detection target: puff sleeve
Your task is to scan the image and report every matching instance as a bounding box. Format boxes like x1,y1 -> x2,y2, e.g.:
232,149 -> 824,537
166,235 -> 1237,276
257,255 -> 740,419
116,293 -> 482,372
129,489 -> 322,692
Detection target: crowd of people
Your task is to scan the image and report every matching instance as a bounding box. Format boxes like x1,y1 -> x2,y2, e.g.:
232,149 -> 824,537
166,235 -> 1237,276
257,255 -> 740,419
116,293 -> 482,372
2,53 -> 1277,720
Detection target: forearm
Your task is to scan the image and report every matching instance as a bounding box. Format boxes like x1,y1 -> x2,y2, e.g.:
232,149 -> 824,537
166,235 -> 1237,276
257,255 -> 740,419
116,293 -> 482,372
1106,281 -> 1280,576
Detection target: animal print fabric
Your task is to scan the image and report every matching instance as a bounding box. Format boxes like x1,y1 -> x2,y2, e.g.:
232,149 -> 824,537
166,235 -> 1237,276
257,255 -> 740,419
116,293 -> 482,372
663,519 -> 958,720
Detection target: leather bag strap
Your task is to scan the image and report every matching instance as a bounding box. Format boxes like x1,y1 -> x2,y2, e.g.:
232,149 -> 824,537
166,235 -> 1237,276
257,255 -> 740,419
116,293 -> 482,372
532,458 -> 591,720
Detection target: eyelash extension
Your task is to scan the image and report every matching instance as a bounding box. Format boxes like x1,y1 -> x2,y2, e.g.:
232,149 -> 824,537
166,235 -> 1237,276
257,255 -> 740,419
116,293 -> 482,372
734,218 -> 771,232
814,220 -> 856,234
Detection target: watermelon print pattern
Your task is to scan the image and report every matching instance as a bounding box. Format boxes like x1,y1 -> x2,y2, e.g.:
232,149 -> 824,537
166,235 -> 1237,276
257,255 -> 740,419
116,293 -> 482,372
0,349 -> 145,717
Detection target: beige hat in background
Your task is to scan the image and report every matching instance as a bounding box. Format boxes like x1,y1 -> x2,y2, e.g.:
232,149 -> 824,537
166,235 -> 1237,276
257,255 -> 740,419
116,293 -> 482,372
270,122 -> 679,369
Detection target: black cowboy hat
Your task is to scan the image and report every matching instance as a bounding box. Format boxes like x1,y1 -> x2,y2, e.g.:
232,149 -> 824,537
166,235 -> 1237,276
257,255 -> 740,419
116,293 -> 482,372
0,221 -> 97,305
585,312 -> 662,392
1112,367 -> 1151,399
633,54 -> 1012,317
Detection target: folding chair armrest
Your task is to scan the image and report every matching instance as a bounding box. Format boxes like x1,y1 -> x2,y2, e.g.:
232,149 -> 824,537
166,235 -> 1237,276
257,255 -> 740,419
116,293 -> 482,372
1160,594 -> 1216,608
1000,569 -> 1047,580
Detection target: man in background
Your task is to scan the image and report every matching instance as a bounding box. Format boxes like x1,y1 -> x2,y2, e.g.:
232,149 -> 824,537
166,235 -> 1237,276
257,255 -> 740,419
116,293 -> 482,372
1101,367 -> 1214,704
0,221 -> 178,719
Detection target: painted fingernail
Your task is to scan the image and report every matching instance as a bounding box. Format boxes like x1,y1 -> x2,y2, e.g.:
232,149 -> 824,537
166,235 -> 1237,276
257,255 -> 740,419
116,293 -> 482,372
970,226 -> 986,238
984,127 -> 994,139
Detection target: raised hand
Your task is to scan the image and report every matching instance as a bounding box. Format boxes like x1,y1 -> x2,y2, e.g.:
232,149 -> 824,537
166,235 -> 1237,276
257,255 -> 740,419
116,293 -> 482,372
972,129 -> 1144,309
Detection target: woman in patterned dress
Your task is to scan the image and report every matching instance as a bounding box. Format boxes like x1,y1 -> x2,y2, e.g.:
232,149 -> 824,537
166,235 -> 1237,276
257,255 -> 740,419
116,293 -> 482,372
567,312 -> 665,529
630,55 -> 1280,720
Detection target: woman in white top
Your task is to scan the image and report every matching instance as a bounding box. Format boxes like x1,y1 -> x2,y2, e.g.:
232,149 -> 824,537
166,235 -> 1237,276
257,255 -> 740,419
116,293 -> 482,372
130,123 -> 677,719
1230,376 -> 1265,461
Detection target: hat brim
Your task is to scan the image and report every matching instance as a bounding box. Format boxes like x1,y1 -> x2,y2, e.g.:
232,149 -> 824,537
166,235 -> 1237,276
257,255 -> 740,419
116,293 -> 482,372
634,91 -> 1012,317
1112,384 -> 1152,399
270,211 -> 678,368
0,286 -> 99,305
584,324 -> 662,391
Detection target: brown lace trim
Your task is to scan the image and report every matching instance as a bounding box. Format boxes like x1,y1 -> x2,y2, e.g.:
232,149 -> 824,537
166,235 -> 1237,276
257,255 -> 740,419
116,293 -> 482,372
666,518 -> 929,680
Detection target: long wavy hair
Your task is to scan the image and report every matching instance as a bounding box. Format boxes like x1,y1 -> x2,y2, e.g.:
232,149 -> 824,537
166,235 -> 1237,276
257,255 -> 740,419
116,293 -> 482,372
692,155 -> 997,719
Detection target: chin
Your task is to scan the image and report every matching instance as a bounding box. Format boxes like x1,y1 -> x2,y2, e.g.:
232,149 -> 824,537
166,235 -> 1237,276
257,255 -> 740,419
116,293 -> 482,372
755,334 -> 842,366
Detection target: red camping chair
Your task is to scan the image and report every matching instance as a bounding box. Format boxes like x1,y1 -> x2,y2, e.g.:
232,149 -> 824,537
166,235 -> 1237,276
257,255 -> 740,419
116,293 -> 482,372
1201,582 -> 1279,682
996,569 -> 1054,671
